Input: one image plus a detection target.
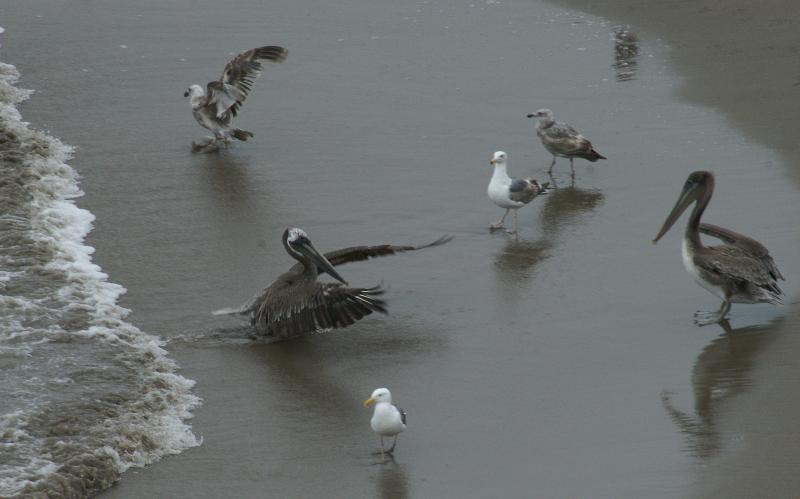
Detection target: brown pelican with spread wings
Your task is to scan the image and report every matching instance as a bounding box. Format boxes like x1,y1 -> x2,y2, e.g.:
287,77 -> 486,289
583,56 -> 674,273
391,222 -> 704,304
214,228 -> 452,339
184,46 -> 288,149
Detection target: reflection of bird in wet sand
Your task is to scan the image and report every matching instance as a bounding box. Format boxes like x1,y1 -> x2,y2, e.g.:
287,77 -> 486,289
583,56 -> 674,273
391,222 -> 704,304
653,171 -> 784,325
184,46 -> 288,151
661,318 -> 777,458
527,109 -> 606,177
364,387 -> 406,457
214,228 -> 451,339
487,151 -> 549,234
538,180 -> 604,238
612,26 -> 640,82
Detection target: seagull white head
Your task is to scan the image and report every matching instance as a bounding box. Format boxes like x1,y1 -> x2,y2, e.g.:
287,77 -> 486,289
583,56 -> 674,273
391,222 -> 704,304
489,151 -> 507,166
363,387 -> 392,407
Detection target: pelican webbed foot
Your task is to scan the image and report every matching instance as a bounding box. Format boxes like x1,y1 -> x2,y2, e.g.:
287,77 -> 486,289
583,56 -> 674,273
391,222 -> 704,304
693,301 -> 731,327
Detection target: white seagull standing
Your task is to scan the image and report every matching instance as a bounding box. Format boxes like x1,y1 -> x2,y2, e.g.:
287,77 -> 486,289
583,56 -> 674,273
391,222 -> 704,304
487,151 -> 548,234
363,388 -> 406,456
184,45 -> 288,150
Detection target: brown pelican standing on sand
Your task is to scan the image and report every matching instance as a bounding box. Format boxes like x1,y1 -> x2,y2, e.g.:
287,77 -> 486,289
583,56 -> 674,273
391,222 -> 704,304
184,46 -> 288,151
652,171 -> 784,325
214,228 -> 452,339
527,109 -> 606,177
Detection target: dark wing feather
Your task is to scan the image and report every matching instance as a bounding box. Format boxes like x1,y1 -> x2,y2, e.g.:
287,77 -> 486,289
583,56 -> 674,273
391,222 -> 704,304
290,235 -> 453,274
206,45 -> 288,120
253,282 -> 386,339
395,405 -> 407,425
509,178 -> 545,204
700,223 -> 784,280
542,122 -> 605,160
698,248 -> 783,298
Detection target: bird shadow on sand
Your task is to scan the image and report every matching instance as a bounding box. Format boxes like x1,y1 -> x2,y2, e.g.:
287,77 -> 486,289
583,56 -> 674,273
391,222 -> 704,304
371,460 -> 410,498
660,318 -> 781,458
538,176 -> 604,239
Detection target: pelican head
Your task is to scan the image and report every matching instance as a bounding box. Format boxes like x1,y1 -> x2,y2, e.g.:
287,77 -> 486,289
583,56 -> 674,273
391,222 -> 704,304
363,387 -> 392,407
283,227 -> 348,284
489,151 -> 507,166
527,108 -> 554,124
184,84 -> 204,98
653,171 -> 715,243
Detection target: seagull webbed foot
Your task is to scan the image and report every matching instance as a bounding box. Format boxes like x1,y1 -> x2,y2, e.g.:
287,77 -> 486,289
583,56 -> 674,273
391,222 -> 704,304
489,222 -> 505,231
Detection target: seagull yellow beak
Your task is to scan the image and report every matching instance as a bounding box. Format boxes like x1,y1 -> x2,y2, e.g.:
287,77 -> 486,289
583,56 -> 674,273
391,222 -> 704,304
490,158 -> 497,165
363,397 -> 376,407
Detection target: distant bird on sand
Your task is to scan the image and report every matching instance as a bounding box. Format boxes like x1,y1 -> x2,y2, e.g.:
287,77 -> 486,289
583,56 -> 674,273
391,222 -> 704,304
364,387 -> 406,456
652,171 -> 784,325
487,151 -> 549,234
214,228 -> 451,339
527,109 -> 606,176
184,46 -> 288,150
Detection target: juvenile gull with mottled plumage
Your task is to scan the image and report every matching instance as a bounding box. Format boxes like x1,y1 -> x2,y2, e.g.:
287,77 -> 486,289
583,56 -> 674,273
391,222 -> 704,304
184,46 -> 288,150
527,109 -> 606,176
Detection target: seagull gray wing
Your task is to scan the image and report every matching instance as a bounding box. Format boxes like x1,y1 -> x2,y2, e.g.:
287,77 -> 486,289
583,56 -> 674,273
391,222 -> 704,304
206,45 -> 288,120
508,178 -> 544,204
253,281 -> 386,338
700,223 -> 784,280
290,235 -> 453,274
697,248 -> 783,300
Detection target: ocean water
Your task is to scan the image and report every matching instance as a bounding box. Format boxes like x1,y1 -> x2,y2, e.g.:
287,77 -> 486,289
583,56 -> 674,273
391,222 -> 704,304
0,61 -> 200,498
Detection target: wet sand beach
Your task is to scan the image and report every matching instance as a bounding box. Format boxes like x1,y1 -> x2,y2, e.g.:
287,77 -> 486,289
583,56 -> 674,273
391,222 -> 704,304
2,0 -> 799,497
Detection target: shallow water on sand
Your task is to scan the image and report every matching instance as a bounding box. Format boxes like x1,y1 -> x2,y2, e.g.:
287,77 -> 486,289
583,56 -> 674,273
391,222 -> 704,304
3,0 -> 800,497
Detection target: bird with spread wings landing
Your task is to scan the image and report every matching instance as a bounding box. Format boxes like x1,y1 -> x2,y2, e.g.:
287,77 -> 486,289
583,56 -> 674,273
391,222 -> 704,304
184,46 -> 288,151
214,228 -> 452,340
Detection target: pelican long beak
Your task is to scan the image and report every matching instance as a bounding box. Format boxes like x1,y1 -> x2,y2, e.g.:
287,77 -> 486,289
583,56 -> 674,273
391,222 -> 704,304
363,397 -> 376,407
653,184 -> 697,244
297,239 -> 348,284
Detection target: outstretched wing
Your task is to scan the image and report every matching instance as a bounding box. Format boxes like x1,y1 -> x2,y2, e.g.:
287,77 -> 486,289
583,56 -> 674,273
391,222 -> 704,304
700,223 -> 784,280
206,45 -> 288,120
253,283 -> 386,338
290,235 -> 453,274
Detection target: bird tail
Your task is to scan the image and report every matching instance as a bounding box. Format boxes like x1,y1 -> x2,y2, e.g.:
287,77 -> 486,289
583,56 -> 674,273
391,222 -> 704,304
231,128 -> 254,141
255,46 -> 289,63
582,148 -> 606,162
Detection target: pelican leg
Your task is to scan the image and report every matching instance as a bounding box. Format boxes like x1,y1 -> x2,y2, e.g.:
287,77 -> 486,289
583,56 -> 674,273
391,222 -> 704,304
694,300 -> 731,326
490,209 -> 510,230
547,156 -> 557,175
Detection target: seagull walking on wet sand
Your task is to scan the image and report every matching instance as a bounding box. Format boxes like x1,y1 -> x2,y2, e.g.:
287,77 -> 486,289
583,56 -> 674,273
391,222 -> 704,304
184,45 -> 288,151
364,388 -> 406,456
527,109 -> 606,176
487,151 -> 548,234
